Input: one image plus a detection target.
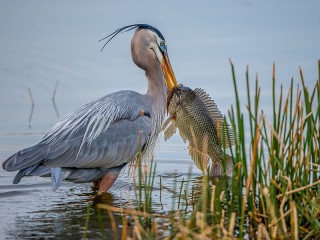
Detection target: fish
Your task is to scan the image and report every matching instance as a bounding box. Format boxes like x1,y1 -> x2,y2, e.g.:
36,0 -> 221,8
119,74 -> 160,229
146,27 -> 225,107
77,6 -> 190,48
162,84 -> 235,177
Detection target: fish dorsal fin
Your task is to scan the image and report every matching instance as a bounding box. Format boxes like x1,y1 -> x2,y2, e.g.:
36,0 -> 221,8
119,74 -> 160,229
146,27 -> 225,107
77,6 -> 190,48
194,88 -> 235,147
194,88 -> 224,120
188,145 -> 210,173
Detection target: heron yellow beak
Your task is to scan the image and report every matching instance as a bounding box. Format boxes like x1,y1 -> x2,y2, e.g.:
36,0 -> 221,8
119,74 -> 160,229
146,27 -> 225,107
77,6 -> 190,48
161,54 -> 178,91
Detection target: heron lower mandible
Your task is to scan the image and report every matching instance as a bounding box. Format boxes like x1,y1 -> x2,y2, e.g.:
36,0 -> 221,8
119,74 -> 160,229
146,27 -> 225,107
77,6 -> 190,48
2,24 -> 178,193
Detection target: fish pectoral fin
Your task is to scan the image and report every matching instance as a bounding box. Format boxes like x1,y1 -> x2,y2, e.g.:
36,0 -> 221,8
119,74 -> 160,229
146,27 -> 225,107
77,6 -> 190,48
164,122 -> 177,141
188,145 -> 210,173
162,116 -> 173,131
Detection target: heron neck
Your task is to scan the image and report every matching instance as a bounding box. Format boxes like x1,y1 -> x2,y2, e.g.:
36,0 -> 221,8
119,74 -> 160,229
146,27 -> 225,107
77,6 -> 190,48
145,64 -> 168,136
141,63 -> 168,162
145,65 -> 168,105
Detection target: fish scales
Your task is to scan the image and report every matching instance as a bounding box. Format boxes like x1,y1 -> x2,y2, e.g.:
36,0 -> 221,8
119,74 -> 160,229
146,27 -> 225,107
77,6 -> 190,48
163,85 -> 234,176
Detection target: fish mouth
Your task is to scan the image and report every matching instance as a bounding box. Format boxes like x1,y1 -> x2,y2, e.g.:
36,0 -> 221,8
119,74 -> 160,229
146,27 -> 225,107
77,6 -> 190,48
166,84 -> 184,110
167,83 -> 183,98
166,84 -> 195,111
161,54 -> 178,91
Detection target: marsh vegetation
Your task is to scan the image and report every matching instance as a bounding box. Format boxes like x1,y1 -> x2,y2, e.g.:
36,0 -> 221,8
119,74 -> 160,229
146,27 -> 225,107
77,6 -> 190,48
86,61 -> 320,239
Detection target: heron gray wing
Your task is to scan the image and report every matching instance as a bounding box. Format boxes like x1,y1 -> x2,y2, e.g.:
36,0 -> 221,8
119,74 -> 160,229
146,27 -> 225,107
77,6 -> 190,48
3,90 -> 152,171
44,116 -> 152,168
42,90 -> 150,150
48,115 -> 152,190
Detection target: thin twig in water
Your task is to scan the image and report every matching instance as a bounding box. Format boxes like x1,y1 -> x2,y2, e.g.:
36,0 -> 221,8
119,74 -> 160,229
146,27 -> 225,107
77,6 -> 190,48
27,87 -> 35,129
52,80 -> 60,118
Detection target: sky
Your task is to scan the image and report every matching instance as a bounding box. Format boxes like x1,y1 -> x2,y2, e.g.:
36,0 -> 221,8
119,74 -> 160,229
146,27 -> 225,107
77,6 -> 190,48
0,0 -> 319,127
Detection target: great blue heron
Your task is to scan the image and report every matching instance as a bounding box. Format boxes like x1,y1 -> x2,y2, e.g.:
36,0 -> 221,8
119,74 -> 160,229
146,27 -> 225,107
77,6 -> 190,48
2,24 -> 178,193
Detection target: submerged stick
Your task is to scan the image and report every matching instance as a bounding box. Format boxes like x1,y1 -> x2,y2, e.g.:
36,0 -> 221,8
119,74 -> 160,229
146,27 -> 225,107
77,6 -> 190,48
27,87 -> 35,129
52,80 -> 60,118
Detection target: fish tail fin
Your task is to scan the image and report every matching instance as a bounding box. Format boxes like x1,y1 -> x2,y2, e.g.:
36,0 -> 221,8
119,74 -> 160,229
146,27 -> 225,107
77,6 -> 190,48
224,154 -> 234,177
210,154 -> 234,177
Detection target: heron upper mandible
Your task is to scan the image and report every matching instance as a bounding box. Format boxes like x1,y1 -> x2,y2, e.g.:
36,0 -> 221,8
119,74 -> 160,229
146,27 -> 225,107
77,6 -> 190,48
2,24 -> 178,193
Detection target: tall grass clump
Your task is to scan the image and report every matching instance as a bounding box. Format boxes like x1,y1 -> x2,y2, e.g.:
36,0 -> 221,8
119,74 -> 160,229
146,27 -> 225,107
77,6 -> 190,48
95,60 -> 320,239
228,60 -> 319,239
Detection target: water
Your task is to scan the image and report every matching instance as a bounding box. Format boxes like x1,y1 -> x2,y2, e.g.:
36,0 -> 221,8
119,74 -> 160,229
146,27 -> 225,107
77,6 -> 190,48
1,1 -> 319,239
0,129 -> 202,239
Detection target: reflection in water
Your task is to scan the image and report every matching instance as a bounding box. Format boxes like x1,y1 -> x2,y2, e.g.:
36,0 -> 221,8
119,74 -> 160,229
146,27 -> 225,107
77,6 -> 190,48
182,175 -> 229,213
4,188 -> 119,239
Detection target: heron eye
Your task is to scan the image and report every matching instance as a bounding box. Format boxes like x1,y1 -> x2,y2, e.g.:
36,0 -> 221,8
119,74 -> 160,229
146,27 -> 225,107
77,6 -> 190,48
159,41 -> 167,53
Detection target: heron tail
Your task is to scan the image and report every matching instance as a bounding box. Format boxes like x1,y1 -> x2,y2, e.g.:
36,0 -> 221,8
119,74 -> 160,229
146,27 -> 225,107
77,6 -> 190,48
12,165 -> 63,191
11,164 -> 51,185
2,144 -> 47,172
51,167 -> 63,191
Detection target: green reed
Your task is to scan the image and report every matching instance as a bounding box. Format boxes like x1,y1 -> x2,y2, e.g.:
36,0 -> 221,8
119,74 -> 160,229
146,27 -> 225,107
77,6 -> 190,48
96,60 -> 320,239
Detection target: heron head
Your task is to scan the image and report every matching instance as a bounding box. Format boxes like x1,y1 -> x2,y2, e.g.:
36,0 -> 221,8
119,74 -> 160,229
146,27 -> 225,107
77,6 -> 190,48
99,24 -> 178,91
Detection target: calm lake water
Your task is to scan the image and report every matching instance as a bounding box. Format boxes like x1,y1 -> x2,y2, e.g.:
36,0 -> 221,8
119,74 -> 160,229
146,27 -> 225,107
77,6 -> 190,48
1,1 -> 319,239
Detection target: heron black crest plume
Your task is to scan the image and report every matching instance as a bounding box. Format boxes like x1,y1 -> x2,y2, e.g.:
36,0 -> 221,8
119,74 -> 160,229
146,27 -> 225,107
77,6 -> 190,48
99,24 -> 165,51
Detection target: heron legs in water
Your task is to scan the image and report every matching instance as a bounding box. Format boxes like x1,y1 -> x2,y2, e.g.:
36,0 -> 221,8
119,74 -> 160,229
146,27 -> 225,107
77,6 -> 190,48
93,171 -> 121,194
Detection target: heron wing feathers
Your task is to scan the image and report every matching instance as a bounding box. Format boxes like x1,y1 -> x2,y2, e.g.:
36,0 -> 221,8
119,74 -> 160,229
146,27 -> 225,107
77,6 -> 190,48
3,144 -> 48,171
3,91 -> 152,173
45,116 -> 152,168
43,90 -> 150,145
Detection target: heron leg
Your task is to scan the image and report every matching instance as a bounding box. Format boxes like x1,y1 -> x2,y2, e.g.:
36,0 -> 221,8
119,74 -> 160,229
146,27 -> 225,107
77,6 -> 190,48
97,171 -> 121,194
93,164 -> 126,193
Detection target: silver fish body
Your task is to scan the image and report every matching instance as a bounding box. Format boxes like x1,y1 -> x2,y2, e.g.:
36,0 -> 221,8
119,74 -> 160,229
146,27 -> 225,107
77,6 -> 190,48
163,85 -> 234,176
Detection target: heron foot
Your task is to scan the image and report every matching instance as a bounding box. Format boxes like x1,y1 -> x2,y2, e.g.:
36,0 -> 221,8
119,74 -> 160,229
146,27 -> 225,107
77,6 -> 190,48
139,109 -> 145,116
